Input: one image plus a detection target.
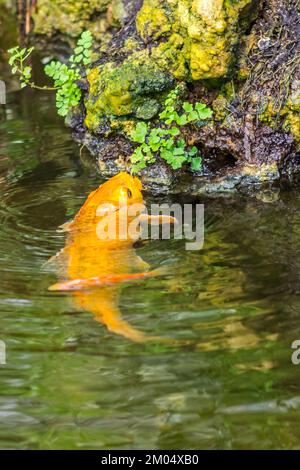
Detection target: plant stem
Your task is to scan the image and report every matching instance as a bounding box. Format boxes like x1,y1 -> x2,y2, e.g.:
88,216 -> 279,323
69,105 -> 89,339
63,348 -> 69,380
17,64 -> 59,91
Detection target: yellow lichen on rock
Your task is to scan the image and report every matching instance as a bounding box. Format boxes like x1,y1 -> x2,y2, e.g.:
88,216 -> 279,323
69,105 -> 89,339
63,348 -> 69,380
257,81 -> 300,145
192,0 -> 224,23
136,0 -> 257,80
282,85 -> 300,142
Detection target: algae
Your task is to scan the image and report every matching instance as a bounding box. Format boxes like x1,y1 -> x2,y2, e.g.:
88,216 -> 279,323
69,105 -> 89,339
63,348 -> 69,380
136,0 -> 258,80
83,0 -> 258,131
32,0 -> 125,40
85,58 -> 174,131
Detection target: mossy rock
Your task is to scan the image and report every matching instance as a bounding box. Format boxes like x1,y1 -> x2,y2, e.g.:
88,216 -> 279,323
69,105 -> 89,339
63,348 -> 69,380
136,0 -> 259,80
85,58 -> 174,131
283,83 -> 300,143
32,0 -> 126,40
82,0 -> 258,132
258,80 -> 300,145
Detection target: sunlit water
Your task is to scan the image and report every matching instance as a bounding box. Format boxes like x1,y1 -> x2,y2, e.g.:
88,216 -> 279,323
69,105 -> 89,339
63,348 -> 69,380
1,11 -> 300,450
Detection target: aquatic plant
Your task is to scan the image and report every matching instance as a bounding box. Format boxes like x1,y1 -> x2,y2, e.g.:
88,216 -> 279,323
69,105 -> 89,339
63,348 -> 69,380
7,30 -> 93,116
129,87 -> 213,173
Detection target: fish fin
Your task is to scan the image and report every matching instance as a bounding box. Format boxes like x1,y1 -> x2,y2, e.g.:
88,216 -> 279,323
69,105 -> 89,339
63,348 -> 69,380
57,220 -> 74,233
134,255 -> 150,271
48,266 -> 170,291
138,214 -> 179,225
148,265 -> 170,278
48,278 -> 90,291
43,247 -> 68,269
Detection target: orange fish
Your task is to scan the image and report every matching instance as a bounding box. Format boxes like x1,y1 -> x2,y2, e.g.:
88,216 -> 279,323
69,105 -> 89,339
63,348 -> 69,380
48,172 -> 176,342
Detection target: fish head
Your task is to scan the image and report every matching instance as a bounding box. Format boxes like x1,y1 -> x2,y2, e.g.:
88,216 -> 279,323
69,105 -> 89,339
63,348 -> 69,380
93,173 -> 145,241
73,173 -> 145,238
89,172 -> 144,210
105,172 -> 144,208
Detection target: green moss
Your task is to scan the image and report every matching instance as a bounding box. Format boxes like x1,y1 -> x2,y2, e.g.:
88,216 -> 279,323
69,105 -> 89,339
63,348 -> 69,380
32,0 -> 124,40
258,84 -> 300,144
242,163 -> 280,182
212,95 -> 228,121
151,33 -> 190,80
83,0 -> 258,133
136,0 -> 173,40
136,0 -> 258,80
85,58 -> 174,131
282,88 -> 300,142
123,38 -> 141,52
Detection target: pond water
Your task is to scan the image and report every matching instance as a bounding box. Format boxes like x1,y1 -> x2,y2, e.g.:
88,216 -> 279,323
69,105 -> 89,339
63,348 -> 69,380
1,9 -> 300,450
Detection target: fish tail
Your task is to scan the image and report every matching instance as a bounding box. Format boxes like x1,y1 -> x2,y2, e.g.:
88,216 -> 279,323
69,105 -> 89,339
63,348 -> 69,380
148,265 -> 170,277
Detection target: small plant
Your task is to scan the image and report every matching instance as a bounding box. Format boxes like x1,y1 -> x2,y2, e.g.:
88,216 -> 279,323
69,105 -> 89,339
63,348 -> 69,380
129,87 -> 213,173
8,31 -> 93,117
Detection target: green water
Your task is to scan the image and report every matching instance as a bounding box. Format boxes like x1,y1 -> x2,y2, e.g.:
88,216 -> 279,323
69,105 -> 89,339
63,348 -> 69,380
1,10 -> 300,450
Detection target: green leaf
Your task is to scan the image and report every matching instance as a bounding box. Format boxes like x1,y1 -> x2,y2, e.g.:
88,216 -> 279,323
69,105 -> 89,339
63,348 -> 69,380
8,46 -> 18,54
183,102 -> 193,113
190,156 -> 202,171
132,161 -> 146,173
57,107 -> 68,116
170,156 -> 186,170
168,127 -> 180,136
177,139 -> 185,148
74,46 -> 84,54
131,122 -> 148,143
187,110 -> 199,122
163,138 -> 174,149
197,107 -> 213,120
148,129 -> 161,144
173,147 -> 185,156
159,109 -> 168,120
160,148 -> 173,161
74,54 -> 83,63
23,66 -> 31,78
188,146 -> 198,157
81,31 -> 92,41
176,114 -> 188,126
195,103 -> 206,111
131,147 -> 144,163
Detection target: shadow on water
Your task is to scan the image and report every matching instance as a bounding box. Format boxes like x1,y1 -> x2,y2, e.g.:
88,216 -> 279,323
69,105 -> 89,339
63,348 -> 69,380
1,5 -> 300,450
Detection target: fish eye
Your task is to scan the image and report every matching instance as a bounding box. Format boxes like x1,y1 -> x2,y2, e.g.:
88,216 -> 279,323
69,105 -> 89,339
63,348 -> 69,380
127,188 -> 133,198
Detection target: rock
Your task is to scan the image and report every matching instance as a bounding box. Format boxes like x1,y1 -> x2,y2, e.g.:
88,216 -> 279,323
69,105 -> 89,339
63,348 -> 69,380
136,0 -> 259,80
32,0 -> 128,41
61,0 -> 300,195
85,59 -> 174,131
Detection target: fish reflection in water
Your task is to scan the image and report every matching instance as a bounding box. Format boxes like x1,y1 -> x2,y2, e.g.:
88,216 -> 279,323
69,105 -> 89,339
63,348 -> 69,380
48,172 -> 176,342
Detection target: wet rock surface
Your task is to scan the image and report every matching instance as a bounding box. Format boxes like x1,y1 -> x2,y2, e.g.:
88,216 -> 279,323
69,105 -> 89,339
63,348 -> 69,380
32,0 -> 132,42
63,0 -> 300,195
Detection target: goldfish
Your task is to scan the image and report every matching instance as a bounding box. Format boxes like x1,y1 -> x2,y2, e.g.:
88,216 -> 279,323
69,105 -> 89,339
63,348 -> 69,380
48,172 -> 176,342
